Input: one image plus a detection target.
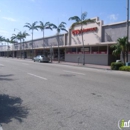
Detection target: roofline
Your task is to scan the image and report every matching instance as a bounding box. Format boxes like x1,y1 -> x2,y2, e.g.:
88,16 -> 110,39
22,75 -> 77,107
24,33 -> 66,43
102,20 -> 130,27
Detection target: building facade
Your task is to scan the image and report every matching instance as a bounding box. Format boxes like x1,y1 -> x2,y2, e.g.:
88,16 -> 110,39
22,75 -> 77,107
0,17 -> 130,65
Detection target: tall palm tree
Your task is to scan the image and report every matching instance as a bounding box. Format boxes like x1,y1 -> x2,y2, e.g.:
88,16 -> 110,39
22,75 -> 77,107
21,31 -> 29,59
12,32 -> 23,58
50,22 -> 68,63
37,21 -> 52,54
24,21 -> 38,58
69,12 -> 95,65
0,36 -> 5,42
111,37 -> 128,64
5,38 -> 11,57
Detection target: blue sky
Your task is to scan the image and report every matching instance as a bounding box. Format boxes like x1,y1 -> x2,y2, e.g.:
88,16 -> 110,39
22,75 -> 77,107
0,0 -> 129,41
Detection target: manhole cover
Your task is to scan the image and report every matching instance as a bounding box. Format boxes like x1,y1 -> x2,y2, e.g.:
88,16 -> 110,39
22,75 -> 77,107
60,74 -> 75,77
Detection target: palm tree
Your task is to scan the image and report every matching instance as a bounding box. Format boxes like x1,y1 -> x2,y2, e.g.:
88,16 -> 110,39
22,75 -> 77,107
37,21 -> 52,54
21,31 -> 29,59
24,21 -> 38,58
111,37 -> 128,64
50,22 -> 68,63
0,36 -> 5,42
69,12 -> 95,65
12,32 -> 23,58
5,38 -> 11,57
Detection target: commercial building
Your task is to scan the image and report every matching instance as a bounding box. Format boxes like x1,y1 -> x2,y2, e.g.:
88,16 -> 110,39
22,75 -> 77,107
0,17 -> 130,65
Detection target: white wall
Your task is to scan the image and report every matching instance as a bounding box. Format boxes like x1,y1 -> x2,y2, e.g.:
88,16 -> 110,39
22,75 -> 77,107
70,17 -> 103,46
65,53 -> 108,65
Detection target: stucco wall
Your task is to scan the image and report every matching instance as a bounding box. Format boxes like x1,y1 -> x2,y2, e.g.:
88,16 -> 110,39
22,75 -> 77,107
102,22 -> 130,42
65,54 -> 108,65
70,17 -> 103,46
11,34 -> 65,51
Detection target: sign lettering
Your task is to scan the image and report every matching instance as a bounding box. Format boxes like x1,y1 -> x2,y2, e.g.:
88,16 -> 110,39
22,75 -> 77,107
72,27 -> 97,35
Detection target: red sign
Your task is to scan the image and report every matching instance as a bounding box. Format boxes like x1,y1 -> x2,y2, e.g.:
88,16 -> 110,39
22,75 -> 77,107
72,27 -> 97,35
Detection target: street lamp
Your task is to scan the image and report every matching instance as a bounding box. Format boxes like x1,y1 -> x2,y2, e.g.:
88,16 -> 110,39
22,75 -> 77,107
126,0 -> 129,62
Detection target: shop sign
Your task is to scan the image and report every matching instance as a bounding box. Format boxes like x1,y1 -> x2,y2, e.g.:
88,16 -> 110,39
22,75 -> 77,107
72,27 -> 97,35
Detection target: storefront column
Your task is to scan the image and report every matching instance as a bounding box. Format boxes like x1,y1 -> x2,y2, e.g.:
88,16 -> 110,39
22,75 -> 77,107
90,46 -> 92,54
107,45 -> 109,54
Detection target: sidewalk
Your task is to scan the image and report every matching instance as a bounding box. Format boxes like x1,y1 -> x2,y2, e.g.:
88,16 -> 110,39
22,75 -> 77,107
52,61 -> 111,70
4,57 -> 111,70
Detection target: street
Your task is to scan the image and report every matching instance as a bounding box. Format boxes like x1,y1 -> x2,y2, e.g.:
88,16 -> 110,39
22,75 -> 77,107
0,57 -> 130,130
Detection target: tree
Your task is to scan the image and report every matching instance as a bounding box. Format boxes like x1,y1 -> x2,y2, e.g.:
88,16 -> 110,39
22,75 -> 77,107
11,32 -> 23,58
21,31 -> 29,59
50,22 -> 68,63
24,21 -> 38,58
0,36 -> 5,42
69,12 -> 95,65
111,37 -> 128,64
5,38 -> 11,57
37,21 -> 52,54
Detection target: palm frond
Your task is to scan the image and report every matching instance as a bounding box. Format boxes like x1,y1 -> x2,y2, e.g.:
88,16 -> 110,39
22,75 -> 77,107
36,25 -> 43,30
45,22 -> 50,26
50,24 -> 57,29
60,22 -> 66,25
81,19 -> 95,25
39,21 -> 44,27
59,23 -> 65,28
81,12 -> 87,20
24,25 -> 31,30
32,21 -> 38,27
45,26 -> 52,30
70,22 -> 80,29
68,16 -> 81,22
60,28 -> 68,33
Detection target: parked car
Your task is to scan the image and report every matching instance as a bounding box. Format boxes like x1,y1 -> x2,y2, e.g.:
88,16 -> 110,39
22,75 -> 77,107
33,55 -> 50,63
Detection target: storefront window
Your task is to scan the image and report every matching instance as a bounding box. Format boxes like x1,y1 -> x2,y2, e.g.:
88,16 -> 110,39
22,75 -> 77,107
99,46 -> 107,54
92,47 -> 98,54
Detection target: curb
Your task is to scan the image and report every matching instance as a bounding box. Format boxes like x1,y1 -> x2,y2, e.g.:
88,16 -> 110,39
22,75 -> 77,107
51,62 -> 111,70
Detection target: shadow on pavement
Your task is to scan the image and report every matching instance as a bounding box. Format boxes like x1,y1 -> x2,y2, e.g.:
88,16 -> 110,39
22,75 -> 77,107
0,74 -> 14,81
0,94 -> 29,124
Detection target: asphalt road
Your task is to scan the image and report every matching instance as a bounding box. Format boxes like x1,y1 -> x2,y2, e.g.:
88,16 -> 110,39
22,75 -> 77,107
0,57 -> 130,130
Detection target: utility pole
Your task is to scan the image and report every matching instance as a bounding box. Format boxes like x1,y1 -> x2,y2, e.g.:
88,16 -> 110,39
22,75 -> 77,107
126,0 -> 129,62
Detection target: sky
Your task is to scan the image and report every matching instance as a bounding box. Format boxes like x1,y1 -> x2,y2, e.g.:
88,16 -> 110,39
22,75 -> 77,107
0,0 -> 129,42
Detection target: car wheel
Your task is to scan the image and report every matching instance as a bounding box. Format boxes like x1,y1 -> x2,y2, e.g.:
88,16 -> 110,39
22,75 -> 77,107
34,60 -> 35,62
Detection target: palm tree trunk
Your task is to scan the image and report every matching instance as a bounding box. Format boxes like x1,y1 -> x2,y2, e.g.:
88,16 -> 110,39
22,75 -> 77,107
7,43 -> 9,57
58,33 -> 60,63
122,51 -> 125,65
43,30 -> 44,55
81,23 -> 85,65
20,39 -> 22,58
32,30 -> 34,58
23,39 -> 25,59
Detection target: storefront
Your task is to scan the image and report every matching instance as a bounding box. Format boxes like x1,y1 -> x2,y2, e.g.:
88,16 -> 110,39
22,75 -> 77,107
0,17 -> 130,65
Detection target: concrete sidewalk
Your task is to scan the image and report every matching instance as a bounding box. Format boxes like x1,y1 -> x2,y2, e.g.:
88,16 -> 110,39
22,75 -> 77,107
3,57 -> 111,70
52,61 -> 111,70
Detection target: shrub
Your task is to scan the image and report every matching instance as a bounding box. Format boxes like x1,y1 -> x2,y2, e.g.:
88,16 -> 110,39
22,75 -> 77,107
111,62 -> 124,70
119,66 -> 130,71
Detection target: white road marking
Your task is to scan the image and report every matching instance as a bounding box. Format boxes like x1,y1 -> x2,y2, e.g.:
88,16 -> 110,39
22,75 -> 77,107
63,70 -> 86,75
22,63 -> 29,65
0,64 -> 4,66
27,73 -> 47,80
